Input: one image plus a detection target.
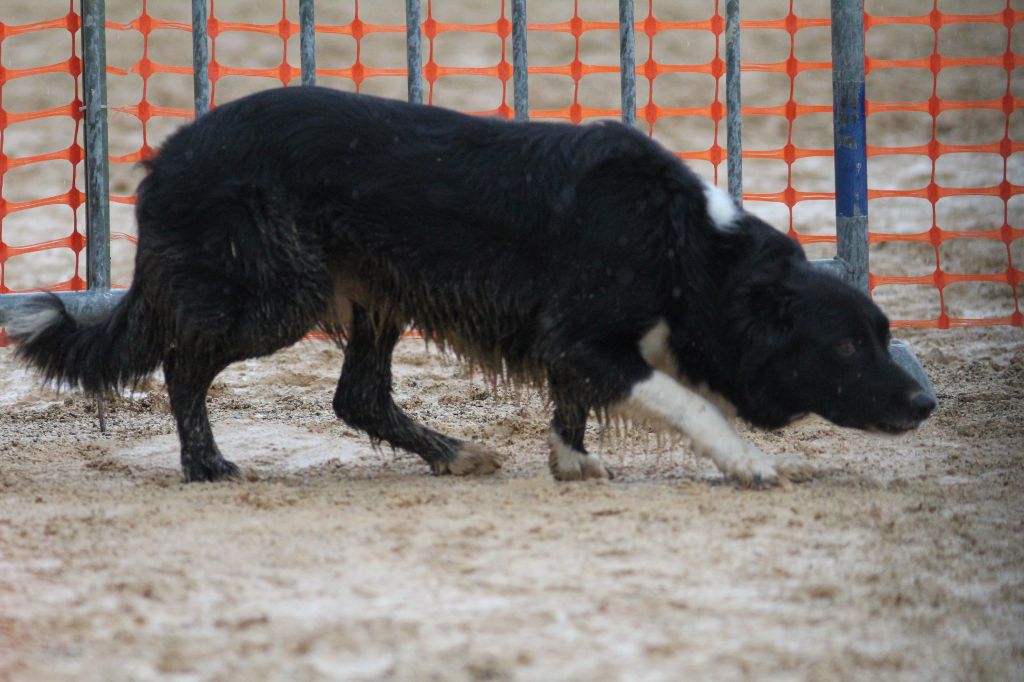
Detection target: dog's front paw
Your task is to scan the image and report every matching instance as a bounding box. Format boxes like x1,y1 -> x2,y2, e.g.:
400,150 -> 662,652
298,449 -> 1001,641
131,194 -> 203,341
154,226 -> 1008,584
549,448 -> 614,482
715,445 -> 813,488
434,443 -> 503,476
712,443 -> 783,488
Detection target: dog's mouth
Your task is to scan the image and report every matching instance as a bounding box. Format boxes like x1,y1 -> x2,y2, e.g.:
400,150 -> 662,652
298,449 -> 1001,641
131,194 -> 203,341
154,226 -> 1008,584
867,418 -> 925,435
821,412 -> 926,435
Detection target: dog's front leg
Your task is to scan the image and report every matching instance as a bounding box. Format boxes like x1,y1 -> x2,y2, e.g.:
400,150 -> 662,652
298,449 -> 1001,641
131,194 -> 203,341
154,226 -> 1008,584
546,377 -> 613,481
619,371 -> 810,487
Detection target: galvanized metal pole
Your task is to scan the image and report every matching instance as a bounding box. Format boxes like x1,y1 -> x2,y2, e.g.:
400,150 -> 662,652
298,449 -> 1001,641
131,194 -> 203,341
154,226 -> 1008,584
511,0 -> 529,121
405,0 -> 424,104
618,0 -> 636,126
192,0 -> 211,116
81,0 -> 110,293
724,0 -> 743,204
831,0 -> 869,294
830,0 -> 935,401
80,0 -> 114,428
299,0 -> 316,86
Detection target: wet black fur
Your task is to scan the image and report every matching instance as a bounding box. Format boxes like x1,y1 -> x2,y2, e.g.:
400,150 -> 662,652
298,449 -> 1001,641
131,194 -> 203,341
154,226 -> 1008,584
10,86 -> 933,482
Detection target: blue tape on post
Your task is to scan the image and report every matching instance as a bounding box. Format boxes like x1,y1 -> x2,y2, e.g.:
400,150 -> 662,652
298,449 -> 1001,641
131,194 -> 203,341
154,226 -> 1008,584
833,82 -> 868,219
831,0 -> 870,295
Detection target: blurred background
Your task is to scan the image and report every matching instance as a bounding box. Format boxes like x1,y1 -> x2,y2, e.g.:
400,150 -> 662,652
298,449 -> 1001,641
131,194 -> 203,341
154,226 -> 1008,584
1,0 -> 1021,327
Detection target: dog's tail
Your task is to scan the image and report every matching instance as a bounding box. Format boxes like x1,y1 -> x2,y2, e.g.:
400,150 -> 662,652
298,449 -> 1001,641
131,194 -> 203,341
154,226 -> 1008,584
6,288 -> 163,394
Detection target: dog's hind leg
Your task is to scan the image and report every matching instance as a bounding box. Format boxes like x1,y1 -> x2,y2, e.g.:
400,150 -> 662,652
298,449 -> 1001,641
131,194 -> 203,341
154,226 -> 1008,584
164,351 -> 239,482
332,306 -> 502,476
148,195 -> 331,482
547,378 -> 613,481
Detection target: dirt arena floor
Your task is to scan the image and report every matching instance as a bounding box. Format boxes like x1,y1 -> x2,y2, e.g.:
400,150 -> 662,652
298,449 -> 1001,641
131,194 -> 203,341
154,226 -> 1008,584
3,0 -> 1023,680
1,328 -> 1022,681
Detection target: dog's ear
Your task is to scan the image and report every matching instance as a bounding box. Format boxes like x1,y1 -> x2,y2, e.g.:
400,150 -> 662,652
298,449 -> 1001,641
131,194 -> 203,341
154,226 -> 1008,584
729,253 -> 799,348
754,259 -> 796,314
568,151 -> 691,248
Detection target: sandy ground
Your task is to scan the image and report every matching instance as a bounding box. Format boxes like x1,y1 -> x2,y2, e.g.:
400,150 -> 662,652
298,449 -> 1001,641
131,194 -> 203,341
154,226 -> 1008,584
0,327 -> 1022,681
3,0 -> 1024,680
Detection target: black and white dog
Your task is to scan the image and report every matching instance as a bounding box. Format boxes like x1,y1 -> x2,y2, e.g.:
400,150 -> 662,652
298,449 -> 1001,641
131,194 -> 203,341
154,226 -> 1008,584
8,87 -> 935,486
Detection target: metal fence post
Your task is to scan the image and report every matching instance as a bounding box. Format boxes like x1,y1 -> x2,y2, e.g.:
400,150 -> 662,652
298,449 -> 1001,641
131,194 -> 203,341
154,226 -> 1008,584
299,0 -> 316,86
830,0 -> 935,400
724,0 -> 743,204
192,0 -> 211,116
405,0 -> 424,104
831,0 -> 869,295
618,0 -> 636,126
511,0 -> 529,121
81,0 -> 110,293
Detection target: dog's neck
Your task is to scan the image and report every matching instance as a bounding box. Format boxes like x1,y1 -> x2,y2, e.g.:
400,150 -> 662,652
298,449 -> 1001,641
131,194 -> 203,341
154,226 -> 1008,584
666,218 -> 795,414
661,275 -> 735,399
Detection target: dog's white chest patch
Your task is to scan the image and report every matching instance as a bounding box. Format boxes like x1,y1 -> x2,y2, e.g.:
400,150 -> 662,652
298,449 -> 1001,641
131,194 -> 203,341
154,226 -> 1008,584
702,181 -> 739,231
638,320 -> 678,377
637,320 -> 737,418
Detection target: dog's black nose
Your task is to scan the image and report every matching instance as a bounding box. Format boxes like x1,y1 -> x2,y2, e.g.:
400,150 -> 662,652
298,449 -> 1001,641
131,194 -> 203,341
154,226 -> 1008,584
907,390 -> 936,421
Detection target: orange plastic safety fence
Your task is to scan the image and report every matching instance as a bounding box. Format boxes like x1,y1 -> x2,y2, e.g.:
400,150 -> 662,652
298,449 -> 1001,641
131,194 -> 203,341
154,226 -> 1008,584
0,0 -> 1020,330
863,5 -> 1022,328
0,2 -> 84,293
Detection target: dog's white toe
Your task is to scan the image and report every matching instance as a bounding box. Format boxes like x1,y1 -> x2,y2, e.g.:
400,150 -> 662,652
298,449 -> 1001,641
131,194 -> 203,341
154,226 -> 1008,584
548,431 -> 613,481
550,451 -> 613,481
714,446 -> 815,488
713,443 -> 782,488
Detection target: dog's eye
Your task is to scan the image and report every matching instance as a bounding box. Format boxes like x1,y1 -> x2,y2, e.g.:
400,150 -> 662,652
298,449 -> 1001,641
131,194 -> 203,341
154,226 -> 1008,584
835,338 -> 856,356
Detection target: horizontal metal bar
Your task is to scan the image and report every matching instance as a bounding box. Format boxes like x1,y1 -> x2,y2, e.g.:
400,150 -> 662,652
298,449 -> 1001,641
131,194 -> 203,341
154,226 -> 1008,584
0,290 -> 126,324
809,256 -> 853,283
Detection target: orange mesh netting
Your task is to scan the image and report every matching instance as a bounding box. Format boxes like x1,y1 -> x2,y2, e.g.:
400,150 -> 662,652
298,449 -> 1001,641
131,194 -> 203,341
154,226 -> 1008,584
863,5 -> 1022,328
0,3 -> 85,292
0,0 -> 1020,330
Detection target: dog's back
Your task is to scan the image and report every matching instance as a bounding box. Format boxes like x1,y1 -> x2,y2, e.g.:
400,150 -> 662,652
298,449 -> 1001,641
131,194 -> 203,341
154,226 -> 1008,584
140,87 -> 705,372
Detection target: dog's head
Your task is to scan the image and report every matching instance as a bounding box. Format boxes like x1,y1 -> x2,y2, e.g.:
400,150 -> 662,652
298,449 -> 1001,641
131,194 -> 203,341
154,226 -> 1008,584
725,241 -> 935,434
